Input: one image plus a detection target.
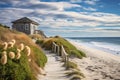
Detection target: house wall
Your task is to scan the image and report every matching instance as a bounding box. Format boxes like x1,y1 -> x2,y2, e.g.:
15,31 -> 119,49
12,23 -> 31,34
30,23 -> 37,34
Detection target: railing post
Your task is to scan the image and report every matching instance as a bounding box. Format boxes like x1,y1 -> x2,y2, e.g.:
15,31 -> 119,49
54,44 -> 56,53
66,55 -> 69,69
61,45 -> 64,59
52,42 -> 60,55
52,43 -> 69,68
52,42 -> 54,52
56,45 -> 59,56
61,45 -> 69,68
52,42 -> 56,53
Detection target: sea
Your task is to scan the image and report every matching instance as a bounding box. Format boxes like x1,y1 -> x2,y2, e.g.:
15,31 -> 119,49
66,37 -> 120,56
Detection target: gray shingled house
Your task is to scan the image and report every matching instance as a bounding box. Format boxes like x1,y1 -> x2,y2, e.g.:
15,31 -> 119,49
12,17 -> 39,35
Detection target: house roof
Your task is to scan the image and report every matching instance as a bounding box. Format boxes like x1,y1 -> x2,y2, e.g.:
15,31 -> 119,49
12,17 -> 39,25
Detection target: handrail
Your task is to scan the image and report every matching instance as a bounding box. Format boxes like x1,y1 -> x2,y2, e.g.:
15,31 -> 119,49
52,42 -> 69,67
61,45 -> 68,57
52,42 -> 59,55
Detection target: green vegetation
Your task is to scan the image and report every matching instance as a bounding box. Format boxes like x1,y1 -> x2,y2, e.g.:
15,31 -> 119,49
70,75 -> 82,80
0,42 -> 35,80
66,70 -> 84,77
36,40 -> 44,45
29,34 -> 45,40
0,25 -> 47,80
0,23 -> 9,28
30,46 -> 47,68
36,36 -> 86,59
65,61 -> 85,80
65,61 -> 78,69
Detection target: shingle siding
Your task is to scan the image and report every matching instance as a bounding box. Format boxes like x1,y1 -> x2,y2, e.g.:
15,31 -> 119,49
12,23 -> 31,34
12,17 -> 39,35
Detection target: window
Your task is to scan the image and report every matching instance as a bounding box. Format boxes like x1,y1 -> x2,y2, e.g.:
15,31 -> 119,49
25,24 -> 29,30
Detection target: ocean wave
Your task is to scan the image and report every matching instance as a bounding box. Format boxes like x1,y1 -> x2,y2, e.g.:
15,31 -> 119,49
90,41 -> 120,52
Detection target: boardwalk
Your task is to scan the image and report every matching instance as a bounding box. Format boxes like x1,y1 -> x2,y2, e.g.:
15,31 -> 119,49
38,50 -> 70,80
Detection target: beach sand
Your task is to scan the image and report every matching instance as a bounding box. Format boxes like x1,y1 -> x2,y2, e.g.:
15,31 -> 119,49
69,41 -> 120,80
38,50 -> 70,80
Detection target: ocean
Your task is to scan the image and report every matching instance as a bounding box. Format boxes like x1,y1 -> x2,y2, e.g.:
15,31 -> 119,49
66,37 -> 120,56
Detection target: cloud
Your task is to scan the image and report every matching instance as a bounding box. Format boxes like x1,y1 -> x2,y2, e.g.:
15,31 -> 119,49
0,8 -> 34,25
10,1 -> 81,11
0,0 -> 120,36
84,0 -> 99,5
70,0 -> 82,3
0,7 -> 120,28
82,7 -> 97,11
70,0 -> 99,5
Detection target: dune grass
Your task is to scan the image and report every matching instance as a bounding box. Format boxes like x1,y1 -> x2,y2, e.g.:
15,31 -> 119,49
30,46 -> 47,68
36,36 -> 86,59
66,69 -> 85,78
29,34 -> 45,40
64,61 -> 85,80
65,61 -> 78,69
70,75 -> 82,80
0,43 -> 36,80
0,26 -> 47,80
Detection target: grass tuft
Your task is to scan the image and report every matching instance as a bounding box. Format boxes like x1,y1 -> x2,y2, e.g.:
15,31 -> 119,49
66,70 -> 85,78
66,61 -> 78,69
70,75 -> 81,80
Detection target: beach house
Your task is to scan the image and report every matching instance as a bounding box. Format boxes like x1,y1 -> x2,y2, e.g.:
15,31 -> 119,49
12,17 -> 39,35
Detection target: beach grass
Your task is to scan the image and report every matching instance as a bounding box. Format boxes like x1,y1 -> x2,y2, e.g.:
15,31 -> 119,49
65,61 -> 85,80
0,26 -> 47,80
66,61 -> 78,69
36,36 -> 86,59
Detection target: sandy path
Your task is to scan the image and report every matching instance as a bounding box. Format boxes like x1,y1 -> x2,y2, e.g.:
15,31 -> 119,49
38,50 -> 69,80
69,41 -> 120,80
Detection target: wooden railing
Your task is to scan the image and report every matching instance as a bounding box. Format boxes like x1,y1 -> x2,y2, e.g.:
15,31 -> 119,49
61,45 -> 69,66
52,42 -> 69,67
52,42 -> 60,55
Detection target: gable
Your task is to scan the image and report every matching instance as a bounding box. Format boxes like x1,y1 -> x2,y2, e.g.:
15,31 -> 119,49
12,17 -> 39,25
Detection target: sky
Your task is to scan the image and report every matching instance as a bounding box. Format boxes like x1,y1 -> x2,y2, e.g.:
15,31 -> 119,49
0,0 -> 120,37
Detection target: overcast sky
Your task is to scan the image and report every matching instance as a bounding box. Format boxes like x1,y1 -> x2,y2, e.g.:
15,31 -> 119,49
0,0 -> 120,37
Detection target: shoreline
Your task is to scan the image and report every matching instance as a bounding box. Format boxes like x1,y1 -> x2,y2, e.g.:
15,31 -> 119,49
69,40 -> 120,80
66,38 -> 120,57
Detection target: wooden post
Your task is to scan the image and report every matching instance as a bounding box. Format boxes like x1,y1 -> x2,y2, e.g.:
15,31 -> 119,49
53,42 -> 60,55
52,42 -> 69,68
61,45 -> 64,59
61,45 -> 69,68
56,45 -> 59,56
66,55 -> 69,69
52,42 -> 54,52
53,42 -> 56,53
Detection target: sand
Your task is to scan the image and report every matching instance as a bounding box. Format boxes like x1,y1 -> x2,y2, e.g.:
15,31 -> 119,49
38,50 -> 70,80
69,41 -> 120,80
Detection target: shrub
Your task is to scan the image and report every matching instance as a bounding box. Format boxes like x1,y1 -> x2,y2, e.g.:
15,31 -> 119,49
0,44 -> 36,80
35,40 -> 44,45
0,26 -> 47,80
42,40 -> 54,50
